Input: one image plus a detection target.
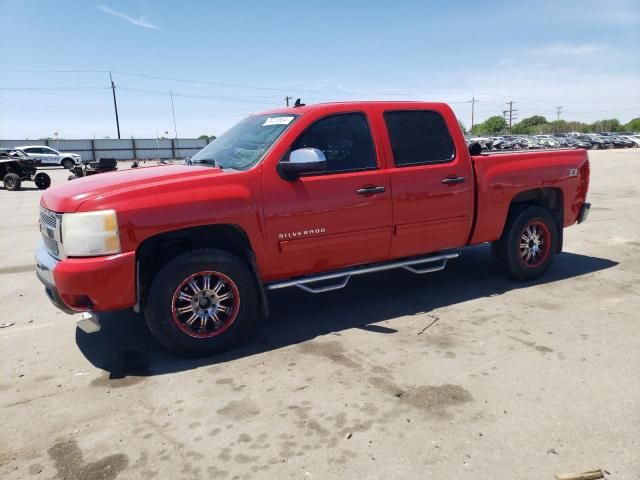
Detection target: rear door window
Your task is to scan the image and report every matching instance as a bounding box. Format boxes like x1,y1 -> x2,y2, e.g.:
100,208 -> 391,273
384,110 -> 455,166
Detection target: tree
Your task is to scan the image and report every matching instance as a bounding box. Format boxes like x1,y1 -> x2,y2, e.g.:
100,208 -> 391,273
198,134 -> 216,140
625,118 -> 640,132
472,116 -> 507,135
512,115 -> 548,134
590,119 -> 622,132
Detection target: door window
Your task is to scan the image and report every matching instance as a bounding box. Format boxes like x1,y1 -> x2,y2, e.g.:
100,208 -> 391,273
289,113 -> 377,174
384,110 -> 455,166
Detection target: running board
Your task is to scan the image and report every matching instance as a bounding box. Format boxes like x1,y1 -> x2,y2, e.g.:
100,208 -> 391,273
267,252 -> 460,294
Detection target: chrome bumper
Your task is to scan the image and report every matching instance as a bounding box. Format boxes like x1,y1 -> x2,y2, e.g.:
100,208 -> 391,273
35,241 -> 75,315
36,241 -> 57,286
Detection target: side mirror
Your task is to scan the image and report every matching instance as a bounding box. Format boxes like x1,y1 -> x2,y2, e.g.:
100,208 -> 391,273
468,142 -> 483,156
278,148 -> 327,180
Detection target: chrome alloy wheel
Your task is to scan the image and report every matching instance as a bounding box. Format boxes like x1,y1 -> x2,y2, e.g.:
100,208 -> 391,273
519,221 -> 550,267
171,271 -> 240,338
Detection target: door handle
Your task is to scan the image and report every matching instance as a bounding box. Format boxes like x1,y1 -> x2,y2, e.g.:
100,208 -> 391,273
356,186 -> 386,195
441,176 -> 466,185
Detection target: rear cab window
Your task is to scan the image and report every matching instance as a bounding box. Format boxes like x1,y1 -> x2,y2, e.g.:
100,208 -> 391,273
384,110 -> 455,166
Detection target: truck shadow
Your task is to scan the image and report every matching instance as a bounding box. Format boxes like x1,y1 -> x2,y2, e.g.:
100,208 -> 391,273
76,245 -> 617,379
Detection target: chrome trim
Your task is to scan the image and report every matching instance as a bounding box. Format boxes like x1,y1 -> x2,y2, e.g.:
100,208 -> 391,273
35,241 -> 58,286
39,206 -> 64,259
267,252 -> 460,294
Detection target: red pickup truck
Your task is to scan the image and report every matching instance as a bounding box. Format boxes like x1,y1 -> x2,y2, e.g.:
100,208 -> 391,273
36,101 -> 590,356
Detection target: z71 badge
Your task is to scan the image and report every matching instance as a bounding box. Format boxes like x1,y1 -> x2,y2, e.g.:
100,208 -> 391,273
568,168 -> 578,177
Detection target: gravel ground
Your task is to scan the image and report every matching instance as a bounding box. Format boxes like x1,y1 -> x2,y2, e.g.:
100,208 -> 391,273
0,149 -> 639,480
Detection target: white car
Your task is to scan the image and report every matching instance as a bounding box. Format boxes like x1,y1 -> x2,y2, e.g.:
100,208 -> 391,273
15,145 -> 81,169
620,135 -> 640,147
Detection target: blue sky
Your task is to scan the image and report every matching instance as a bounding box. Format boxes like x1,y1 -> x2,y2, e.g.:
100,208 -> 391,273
1,0 -> 639,138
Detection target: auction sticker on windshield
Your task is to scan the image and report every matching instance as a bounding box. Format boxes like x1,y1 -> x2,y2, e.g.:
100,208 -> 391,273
262,116 -> 295,126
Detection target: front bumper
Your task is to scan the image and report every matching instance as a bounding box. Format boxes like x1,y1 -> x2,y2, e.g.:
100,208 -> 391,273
578,202 -> 591,224
36,243 -> 77,314
35,241 -> 137,313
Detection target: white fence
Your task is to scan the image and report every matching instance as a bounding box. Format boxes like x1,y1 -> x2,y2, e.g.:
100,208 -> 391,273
0,138 -> 212,161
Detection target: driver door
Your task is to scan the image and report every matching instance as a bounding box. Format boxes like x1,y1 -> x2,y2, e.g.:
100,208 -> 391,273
262,111 -> 392,280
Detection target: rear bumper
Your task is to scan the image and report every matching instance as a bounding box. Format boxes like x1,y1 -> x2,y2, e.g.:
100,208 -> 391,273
578,202 -> 591,224
35,241 -> 136,313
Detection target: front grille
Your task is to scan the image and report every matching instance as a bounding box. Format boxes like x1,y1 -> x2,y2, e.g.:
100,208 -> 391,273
40,208 -> 58,228
43,235 -> 60,256
40,207 -> 62,259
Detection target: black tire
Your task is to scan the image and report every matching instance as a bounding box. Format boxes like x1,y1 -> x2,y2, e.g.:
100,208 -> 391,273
492,205 -> 558,281
144,248 -> 258,356
3,173 -> 21,191
62,158 -> 75,169
34,172 -> 51,190
592,143 -> 599,150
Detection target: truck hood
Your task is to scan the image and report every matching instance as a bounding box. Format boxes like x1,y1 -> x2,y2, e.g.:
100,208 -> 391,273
42,164 -> 223,213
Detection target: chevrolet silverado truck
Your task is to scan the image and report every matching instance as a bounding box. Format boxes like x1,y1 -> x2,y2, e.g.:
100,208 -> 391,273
36,101 -> 591,356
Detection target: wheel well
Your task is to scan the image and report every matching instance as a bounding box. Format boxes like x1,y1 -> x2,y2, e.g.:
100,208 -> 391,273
136,224 -> 268,316
61,157 -> 73,164
508,188 -> 564,252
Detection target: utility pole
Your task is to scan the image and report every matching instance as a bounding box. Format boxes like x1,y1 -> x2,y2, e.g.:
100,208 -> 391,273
556,105 -> 563,121
504,101 -> 518,134
469,92 -> 479,130
170,90 -> 178,139
285,96 -> 293,107
109,71 -> 121,139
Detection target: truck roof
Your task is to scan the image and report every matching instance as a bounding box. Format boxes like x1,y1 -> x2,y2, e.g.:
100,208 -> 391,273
257,100 -> 451,116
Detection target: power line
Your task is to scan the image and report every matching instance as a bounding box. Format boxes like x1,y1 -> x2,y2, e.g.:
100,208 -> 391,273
0,86 -> 109,91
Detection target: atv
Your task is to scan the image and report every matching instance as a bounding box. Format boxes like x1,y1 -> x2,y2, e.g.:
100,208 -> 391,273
68,158 -> 118,180
0,149 -> 51,191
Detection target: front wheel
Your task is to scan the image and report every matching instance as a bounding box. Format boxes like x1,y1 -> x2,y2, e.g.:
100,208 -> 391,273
492,206 -> 558,281
34,172 -> 51,189
144,249 -> 258,356
62,158 -> 75,169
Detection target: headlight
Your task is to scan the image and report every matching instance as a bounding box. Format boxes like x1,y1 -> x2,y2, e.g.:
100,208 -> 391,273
61,210 -> 121,256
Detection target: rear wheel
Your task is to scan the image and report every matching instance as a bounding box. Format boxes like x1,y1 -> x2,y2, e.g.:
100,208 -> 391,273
62,158 -> 75,169
34,172 -> 51,189
144,249 -> 258,356
492,206 -> 558,281
3,173 -> 21,191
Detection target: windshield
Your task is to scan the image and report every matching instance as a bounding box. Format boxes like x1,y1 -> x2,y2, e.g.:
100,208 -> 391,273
190,113 -> 299,170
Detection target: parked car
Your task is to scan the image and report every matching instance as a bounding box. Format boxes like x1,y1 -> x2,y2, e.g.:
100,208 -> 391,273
562,137 -> 592,149
608,136 -> 635,148
579,134 -> 610,149
35,101 -> 591,356
14,145 -> 82,169
619,135 -> 640,147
